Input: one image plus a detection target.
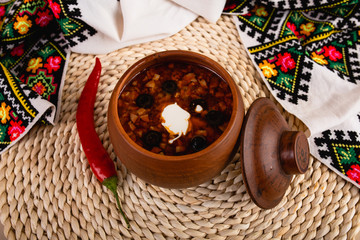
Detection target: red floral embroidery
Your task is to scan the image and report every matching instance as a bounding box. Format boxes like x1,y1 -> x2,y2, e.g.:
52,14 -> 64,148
0,6 -> 5,17
8,120 -> 26,141
32,81 -> 46,95
286,22 -> 305,41
19,74 -> 26,84
286,22 -> 299,36
14,15 -> 32,35
346,165 -> 360,183
26,57 -> 43,73
11,44 -> 24,57
297,34 -> 306,41
276,52 -> 296,72
223,4 -> 237,11
47,0 -> 61,19
35,9 -> 53,27
44,56 -> 61,73
0,102 -> 11,124
323,46 -> 343,62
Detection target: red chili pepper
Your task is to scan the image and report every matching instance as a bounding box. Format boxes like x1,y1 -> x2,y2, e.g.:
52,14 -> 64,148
76,57 -> 129,227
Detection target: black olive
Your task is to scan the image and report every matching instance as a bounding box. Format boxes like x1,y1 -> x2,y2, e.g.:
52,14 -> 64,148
190,99 -> 207,112
136,94 -> 154,108
161,80 -> 178,94
190,135 -> 207,152
205,110 -> 224,126
143,130 -> 162,148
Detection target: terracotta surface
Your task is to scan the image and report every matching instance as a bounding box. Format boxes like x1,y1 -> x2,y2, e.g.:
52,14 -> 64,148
240,98 -> 310,209
108,50 -> 245,189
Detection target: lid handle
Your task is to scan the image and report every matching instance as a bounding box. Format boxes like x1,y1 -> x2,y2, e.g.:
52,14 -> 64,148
279,131 -> 309,175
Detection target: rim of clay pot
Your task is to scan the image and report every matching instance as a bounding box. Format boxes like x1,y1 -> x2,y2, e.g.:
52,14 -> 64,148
109,50 -> 243,161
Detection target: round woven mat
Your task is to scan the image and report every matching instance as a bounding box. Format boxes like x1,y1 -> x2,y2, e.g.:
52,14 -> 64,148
1,16 -> 360,240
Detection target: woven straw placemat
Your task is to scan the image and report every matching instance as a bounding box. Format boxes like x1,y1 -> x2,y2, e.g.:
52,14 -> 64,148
1,16 -> 360,240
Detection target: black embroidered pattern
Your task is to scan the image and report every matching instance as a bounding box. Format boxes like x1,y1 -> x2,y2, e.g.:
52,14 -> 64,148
0,66 -> 38,127
223,0 -> 256,15
305,29 -> 360,85
0,64 -> 39,147
0,0 -> 97,152
249,38 -> 312,104
236,5 -> 283,43
231,0 -> 360,186
52,0 -> 96,47
259,0 -> 351,11
314,129 -> 360,180
306,3 -> 360,29
223,0 -> 355,14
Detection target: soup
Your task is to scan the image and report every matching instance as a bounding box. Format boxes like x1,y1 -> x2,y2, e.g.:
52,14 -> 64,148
117,62 -> 233,156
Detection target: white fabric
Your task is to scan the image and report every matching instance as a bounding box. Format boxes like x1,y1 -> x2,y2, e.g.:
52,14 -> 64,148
171,0 -> 226,23
71,0 -> 226,54
265,60 -> 360,136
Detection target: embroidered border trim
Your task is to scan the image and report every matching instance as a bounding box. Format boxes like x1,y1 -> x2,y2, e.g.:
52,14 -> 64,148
1,63 -> 36,117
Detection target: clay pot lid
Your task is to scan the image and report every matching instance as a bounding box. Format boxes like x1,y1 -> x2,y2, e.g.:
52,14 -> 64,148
240,97 -> 309,209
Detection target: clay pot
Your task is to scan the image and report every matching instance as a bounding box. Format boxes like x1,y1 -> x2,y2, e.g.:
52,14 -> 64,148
108,50 -> 245,189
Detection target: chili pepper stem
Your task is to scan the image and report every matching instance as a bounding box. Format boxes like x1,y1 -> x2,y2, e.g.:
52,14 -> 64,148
102,176 -> 130,228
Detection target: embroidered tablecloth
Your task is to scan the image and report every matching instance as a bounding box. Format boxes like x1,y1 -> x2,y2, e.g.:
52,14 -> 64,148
223,0 -> 360,188
0,0 -> 227,152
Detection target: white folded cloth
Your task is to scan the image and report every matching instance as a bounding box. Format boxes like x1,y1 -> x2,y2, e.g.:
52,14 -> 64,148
71,0 -> 227,54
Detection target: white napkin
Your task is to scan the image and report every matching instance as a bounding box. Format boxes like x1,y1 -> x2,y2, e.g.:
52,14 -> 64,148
71,0 -> 226,54
171,0 -> 226,23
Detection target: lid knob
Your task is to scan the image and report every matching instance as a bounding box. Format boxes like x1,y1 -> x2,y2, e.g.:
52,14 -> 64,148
279,131 -> 309,175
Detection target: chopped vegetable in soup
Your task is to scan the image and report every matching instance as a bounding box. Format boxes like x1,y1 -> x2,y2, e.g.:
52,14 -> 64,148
117,62 -> 233,156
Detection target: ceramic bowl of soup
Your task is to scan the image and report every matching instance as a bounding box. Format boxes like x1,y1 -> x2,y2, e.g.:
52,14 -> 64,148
107,50 -> 245,188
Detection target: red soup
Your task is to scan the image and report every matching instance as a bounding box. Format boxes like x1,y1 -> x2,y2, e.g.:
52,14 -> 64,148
117,62 -> 233,156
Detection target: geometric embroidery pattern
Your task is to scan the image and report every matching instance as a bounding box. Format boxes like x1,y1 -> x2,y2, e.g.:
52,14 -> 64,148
0,0 -> 97,153
306,2 -> 360,28
26,70 -> 56,100
279,11 -> 335,44
228,0 -> 360,188
236,4 -> 281,43
314,129 -> 360,184
13,38 -> 66,110
249,38 -> 312,104
266,0 -> 354,10
233,2 -> 360,105
223,0 -> 256,15
0,63 -> 38,147
306,29 -> 360,84
51,0 -> 96,47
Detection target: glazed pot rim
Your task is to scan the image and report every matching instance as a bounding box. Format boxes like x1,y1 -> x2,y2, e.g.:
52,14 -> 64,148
108,50 -> 243,161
